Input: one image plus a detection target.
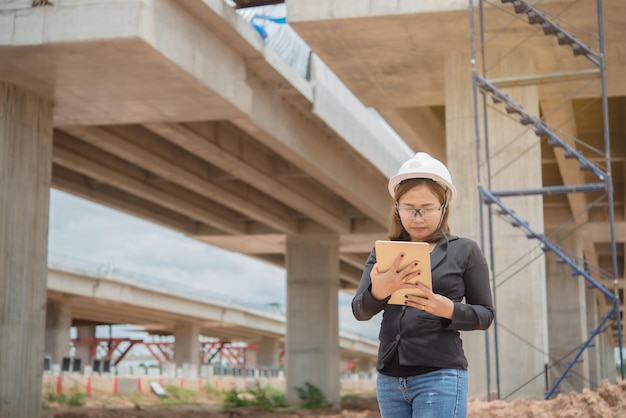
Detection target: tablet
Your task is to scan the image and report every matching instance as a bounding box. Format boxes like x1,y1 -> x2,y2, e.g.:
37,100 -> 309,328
374,240 -> 432,305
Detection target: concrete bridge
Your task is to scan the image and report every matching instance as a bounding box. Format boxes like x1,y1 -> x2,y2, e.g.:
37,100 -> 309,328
0,1 -> 407,415
46,264 -> 378,374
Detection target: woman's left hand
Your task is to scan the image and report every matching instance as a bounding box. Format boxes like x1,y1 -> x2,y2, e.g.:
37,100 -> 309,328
405,282 -> 455,320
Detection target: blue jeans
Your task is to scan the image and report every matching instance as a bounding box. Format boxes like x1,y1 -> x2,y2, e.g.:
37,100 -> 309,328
376,369 -> 468,418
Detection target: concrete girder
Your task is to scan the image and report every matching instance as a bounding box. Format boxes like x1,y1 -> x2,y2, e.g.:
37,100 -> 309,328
144,122 -> 352,233
234,74 -> 390,227
540,99 -> 589,222
0,0 -> 396,237
377,106 -> 446,161
52,164 -> 211,236
581,221 -> 625,244
61,125 -> 299,234
52,135 -> 247,235
148,0 -> 393,225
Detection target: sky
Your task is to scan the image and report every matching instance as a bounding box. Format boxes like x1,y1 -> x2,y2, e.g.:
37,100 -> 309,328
48,189 -> 381,341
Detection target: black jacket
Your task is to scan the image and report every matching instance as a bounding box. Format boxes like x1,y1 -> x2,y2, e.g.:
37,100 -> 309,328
352,234 -> 494,373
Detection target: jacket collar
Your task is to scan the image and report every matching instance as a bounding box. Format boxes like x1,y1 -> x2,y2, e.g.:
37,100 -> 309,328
431,232 -> 458,270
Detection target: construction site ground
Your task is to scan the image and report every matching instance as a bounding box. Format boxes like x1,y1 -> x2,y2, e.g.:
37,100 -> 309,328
41,378 -> 626,418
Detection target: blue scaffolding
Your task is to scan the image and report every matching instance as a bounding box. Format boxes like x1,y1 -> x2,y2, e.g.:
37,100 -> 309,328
469,0 -> 622,400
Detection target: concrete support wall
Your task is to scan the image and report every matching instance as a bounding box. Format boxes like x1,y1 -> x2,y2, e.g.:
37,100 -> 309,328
285,234 -> 340,408
174,321 -> 200,377
0,83 -> 53,418
546,230 -> 589,391
45,298 -> 72,366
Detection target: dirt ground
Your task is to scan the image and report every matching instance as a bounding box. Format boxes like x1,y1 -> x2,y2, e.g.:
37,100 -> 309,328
42,378 -> 626,418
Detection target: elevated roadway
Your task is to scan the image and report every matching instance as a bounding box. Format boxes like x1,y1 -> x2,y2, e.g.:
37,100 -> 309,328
0,0 -> 411,288
47,265 -> 379,363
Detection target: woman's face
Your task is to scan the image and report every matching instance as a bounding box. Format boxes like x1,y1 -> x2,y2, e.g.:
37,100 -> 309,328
397,183 -> 443,242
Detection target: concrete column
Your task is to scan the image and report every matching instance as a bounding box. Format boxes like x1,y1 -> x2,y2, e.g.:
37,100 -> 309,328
74,324 -> 96,372
546,229 -> 589,391
45,298 -> 73,367
445,52 -> 493,400
585,284 -> 605,386
601,330 -> 617,384
285,233 -> 340,408
357,357 -> 375,373
488,48 -> 549,399
174,321 -> 200,377
257,336 -> 280,369
446,49 -> 548,400
0,83 -> 53,418
486,49 -> 548,399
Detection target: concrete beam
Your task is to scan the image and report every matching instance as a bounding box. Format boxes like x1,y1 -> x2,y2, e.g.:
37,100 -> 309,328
61,125 -> 298,234
52,165 -> 210,236
581,222 -> 625,243
144,122 -> 351,233
377,106 -> 446,161
309,55 -> 412,178
53,131 -> 247,235
540,99 -> 589,222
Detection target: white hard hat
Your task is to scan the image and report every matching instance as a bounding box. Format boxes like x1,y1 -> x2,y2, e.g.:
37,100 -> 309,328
388,152 -> 457,201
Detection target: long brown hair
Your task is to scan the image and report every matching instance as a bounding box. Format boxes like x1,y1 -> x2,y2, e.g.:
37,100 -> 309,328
387,178 -> 451,242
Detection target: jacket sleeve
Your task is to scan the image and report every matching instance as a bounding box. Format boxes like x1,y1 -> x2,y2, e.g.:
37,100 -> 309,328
351,247 -> 389,321
448,240 -> 494,331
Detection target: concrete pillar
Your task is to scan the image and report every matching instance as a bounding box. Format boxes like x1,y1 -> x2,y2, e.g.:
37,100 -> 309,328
0,82 -> 53,418
485,49 -> 547,399
74,324 -> 96,372
257,336 -> 280,369
546,229 -> 589,391
45,298 -> 73,367
601,331 -> 617,384
585,285 -> 606,386
174,321 -> 200,377
445,52 -> 493,400
446,49 -> 548,400
357,357 -> 375,373
486,49 -> 548,399
285,234 -> 340,408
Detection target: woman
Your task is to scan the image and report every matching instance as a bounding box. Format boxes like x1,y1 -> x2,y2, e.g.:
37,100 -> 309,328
352,152 -> 494,418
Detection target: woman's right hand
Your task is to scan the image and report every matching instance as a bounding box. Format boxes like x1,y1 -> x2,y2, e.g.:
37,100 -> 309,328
370,253 -> 421,301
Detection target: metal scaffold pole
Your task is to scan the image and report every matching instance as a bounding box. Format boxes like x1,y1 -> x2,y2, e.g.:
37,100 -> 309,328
596,0 -> 624,379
